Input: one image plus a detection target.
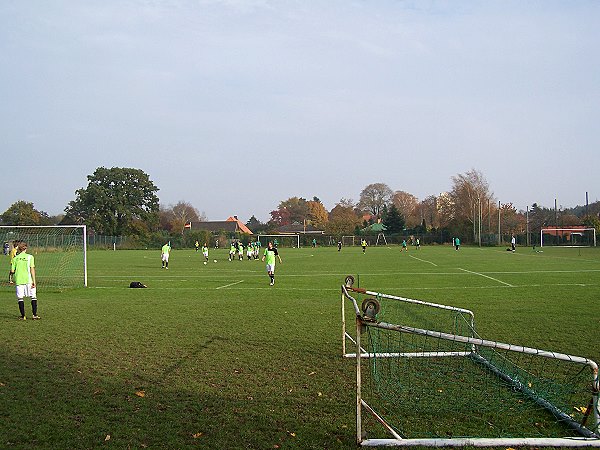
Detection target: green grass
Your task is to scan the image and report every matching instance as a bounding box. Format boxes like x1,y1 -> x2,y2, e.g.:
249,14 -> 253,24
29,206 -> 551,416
1,245 -> 599,448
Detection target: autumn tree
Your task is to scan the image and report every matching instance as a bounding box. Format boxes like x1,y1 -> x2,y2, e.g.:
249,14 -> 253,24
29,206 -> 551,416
392,191 -> 419,227
307,199 -> 328,229
65,167 -> 159,236
326,205 -> 361,236
160,201 -> 204,232
1,201 -> 52,225
358,183 -> 393,216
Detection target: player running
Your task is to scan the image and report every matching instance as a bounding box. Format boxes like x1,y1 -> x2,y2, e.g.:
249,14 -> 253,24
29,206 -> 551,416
261,241 -> 282,286
202,243 -> 209,261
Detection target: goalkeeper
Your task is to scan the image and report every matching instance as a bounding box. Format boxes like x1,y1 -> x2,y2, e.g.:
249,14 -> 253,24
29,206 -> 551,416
10,241 -> 40,320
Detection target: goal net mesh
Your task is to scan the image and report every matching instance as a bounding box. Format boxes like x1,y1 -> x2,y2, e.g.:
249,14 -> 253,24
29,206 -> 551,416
344,286 -> 599,443
1,226 -> 85,289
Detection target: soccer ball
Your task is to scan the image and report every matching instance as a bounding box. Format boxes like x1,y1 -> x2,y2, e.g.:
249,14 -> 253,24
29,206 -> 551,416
213,259 -> 217,263
203,261 -> 207,265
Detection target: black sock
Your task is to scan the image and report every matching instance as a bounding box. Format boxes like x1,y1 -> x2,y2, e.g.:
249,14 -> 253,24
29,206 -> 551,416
31,299 -> 37,316
18,300 -> 25,317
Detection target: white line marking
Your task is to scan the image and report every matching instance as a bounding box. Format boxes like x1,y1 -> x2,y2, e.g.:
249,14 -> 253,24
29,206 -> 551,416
458,268 -> 514,287
216,280 -> 244,290
409,255 -> 438,266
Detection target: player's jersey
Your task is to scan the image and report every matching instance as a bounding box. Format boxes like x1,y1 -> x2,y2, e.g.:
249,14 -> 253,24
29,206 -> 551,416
230,245 -> 236,253
202,246 -> 208,254
162,244 -> 171,254
11,251 -> 34,285
264,247 -> 278,265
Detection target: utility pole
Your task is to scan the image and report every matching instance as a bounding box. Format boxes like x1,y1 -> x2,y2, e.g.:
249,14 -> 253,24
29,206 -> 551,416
497,201 -> 501,245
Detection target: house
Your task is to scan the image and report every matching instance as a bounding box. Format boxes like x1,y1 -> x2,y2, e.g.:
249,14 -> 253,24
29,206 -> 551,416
186,216 -> 253,234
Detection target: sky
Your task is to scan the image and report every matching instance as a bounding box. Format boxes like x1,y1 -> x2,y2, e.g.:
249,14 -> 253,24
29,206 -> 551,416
1,0 -> 599,223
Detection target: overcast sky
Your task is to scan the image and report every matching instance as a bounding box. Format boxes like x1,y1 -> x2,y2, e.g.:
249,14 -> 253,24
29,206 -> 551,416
1,0 -> 598,223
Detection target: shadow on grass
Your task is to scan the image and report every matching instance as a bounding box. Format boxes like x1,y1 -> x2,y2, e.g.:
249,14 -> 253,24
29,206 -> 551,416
0,344 -> 354,449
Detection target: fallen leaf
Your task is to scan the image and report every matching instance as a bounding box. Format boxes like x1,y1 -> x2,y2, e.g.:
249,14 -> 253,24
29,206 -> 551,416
135,390 -> 146,398
192,432 -> 203,439
0,382 -> 5,387
105,435 -> 111,441
308,371 -> 316,376
318,392 -> 323,397
437,389 -> 443,393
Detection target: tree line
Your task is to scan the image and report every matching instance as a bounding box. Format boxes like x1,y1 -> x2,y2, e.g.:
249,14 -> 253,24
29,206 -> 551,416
2,166 -> 599,245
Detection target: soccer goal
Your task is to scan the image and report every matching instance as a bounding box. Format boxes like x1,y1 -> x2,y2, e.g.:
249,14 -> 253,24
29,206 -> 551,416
1,225 -> 87,288
340,278 -> 600,447
257,234 -> 300,248
540,228 -> 597,247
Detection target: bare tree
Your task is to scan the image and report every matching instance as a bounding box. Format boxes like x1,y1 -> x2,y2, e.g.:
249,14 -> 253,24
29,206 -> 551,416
160,201 -> 203,232
450,169 -> 494,238
358,183 -> 393,216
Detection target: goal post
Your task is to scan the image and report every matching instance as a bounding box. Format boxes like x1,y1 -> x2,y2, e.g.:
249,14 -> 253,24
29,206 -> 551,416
1,225 -> 87,288
340,279 -> 600,447
540,228 -> 597,247
256,234 -> 300,248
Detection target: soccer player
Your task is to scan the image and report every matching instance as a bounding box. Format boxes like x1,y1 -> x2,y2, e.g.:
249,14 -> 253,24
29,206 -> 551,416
229,242 -> 236,261
261,241 -> 282,286
401,239 -> 408,252
10,241 -> 39,320
202,243 -> 209,261
161,242 -> 171,269
254,240 -> 261,259
194,240 -> 200,252
247,243 -> 253,260
337,240 -> 342,251
361,239 -> 367,253
511,234 -> 516,252
238,242 -> 244,261
416,238 -> 421,250
454,237 -> 461,251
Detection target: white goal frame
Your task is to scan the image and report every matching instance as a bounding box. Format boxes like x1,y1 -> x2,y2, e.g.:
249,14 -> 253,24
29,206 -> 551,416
1,225 -> 87,287
540,228 -> 597,247
341,283 -> 600,447
257,234 -> 300,248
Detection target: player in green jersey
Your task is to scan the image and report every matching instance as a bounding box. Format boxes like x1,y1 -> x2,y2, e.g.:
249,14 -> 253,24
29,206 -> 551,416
161,242 -> 171,269
261,241 -> 282,286
9,241 -> 40,320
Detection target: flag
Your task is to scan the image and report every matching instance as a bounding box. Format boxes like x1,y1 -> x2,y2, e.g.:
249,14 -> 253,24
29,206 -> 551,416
184,222 -> 191,229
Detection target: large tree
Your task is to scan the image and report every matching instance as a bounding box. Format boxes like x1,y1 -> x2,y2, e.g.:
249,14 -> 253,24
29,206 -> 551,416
392,190 -> 419,227
1,201 -> 51,225
449,169 -> 494,239
307,199 -> 329,229
358,183 -> 393,216
383,204 -> 405,234
277,197 -> 310,224
65,167 -> 159,235
326,204 -> 361,236
160,201 -> 204,232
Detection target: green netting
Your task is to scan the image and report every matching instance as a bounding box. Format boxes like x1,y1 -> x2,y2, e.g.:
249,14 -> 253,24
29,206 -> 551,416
349,291 -> 599,441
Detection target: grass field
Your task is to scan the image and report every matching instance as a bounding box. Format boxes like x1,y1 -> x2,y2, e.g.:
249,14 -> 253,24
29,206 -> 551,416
1,244 -> 599,449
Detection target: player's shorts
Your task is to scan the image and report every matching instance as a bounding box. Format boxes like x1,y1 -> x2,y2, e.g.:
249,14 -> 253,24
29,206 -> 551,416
161,253 -> 170,262
16,284 -> 36,299
266,264 -> 275,273
203,252 -> 209,257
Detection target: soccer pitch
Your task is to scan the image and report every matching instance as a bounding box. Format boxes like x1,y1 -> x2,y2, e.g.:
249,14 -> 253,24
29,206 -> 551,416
1,245 -> 599,448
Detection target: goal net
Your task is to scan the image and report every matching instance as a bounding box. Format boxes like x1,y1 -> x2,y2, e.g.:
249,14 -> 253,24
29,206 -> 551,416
1,226 -> 87,289
256,234 -> 300,248
540,228 -> 597,247
341,278 -> 600,447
